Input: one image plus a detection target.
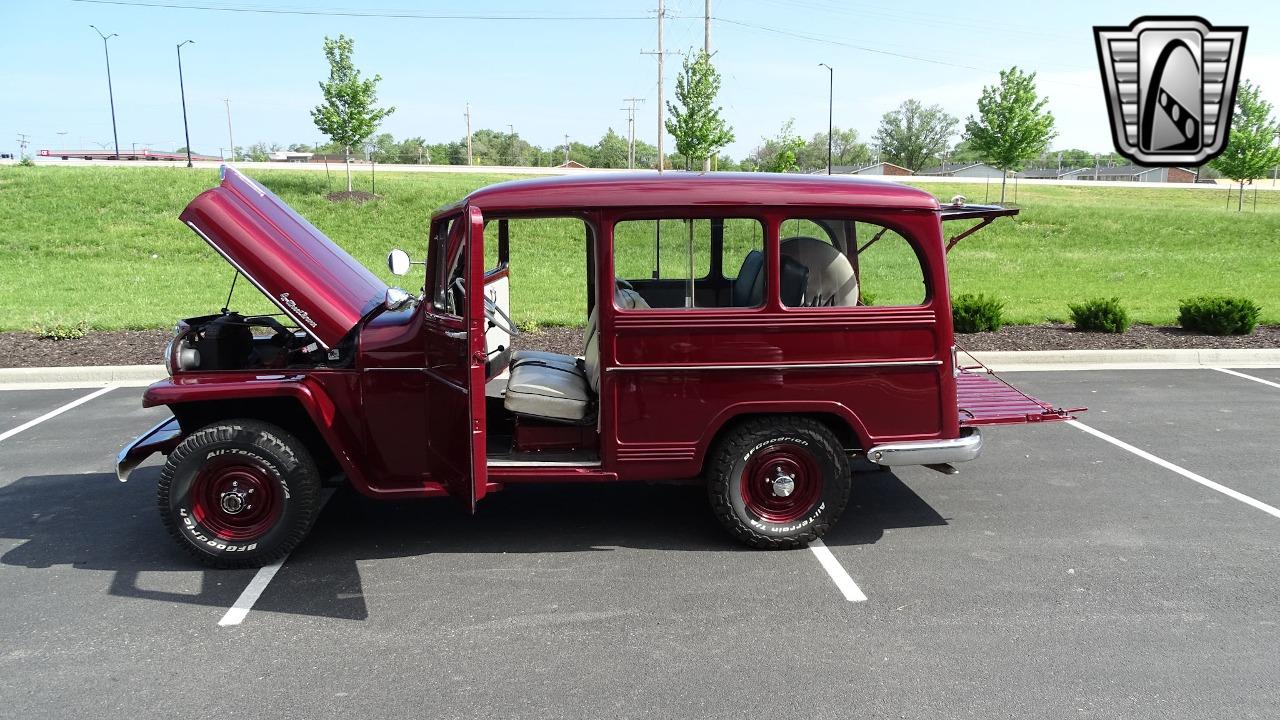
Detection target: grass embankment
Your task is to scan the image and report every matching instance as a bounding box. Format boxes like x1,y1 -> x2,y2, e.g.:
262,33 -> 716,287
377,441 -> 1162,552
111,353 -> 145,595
0,165 -> 1277,332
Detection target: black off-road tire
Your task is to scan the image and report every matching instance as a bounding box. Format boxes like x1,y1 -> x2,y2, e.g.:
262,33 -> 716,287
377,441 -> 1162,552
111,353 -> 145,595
158,419 -> 322,569
706,416 -> 851,549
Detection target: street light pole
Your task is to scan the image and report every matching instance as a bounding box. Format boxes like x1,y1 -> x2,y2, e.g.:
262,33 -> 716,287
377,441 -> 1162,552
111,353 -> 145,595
90,25 -> 120,160
177,40 -> 195,167
819,63 -> 833,175
223,98 -> 234,161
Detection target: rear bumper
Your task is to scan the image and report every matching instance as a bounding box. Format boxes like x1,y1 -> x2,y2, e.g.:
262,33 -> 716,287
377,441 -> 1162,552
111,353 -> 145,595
866,427 -> 983,467
116,416 -> 182,482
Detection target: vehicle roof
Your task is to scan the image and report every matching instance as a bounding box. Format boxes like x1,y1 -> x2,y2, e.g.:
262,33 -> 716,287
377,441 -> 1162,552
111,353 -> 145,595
458,172 -> 942,213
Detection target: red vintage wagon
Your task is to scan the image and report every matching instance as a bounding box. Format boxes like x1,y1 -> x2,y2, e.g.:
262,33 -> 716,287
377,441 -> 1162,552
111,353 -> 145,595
118,167 -> 1077,567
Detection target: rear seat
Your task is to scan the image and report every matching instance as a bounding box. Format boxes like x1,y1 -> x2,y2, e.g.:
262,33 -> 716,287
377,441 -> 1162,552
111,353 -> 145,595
504,286 -> 649,422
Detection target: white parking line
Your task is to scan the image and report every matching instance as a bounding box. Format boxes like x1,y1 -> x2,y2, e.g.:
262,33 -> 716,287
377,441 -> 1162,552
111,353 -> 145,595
0,385 -> 116,443
1067,419 -> 1280,520
808,539 -> 867,602
218,559 -> 286,627
1211,367 -> 1280,390
218,491 -> 333,626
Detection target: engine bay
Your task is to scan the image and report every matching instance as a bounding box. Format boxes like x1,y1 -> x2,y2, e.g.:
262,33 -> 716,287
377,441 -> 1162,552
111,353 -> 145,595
168,312 -> 351,372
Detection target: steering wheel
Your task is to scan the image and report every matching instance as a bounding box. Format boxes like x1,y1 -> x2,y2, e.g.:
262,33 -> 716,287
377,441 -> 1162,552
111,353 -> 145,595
485,295 -> 521,337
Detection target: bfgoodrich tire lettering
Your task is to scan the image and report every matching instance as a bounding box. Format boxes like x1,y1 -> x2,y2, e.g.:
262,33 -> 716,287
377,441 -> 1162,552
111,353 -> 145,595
158,419 -> 322,569
707,417 -> 851,549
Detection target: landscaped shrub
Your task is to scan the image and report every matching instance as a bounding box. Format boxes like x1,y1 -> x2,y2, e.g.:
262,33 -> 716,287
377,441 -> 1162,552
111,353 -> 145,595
1068,297 -> 1131,333
952,293 -> 1005,333
1177,296 -> 1261,335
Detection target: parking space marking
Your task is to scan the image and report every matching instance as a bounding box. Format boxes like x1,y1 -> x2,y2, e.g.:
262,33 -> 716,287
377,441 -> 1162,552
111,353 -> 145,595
218,558 -> 286,627
0,385 -> 116,443
217,491 -> 333,626
1068,419 -> 1280,521
1211,367 -> 1280,390
808,539 -> 867,602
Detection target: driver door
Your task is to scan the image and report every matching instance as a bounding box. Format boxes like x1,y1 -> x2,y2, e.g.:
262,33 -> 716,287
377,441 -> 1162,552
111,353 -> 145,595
423,205 -> 489,511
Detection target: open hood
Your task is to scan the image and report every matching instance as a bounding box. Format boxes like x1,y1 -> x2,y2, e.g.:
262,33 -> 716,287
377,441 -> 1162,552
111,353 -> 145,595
179,166 -> 387,349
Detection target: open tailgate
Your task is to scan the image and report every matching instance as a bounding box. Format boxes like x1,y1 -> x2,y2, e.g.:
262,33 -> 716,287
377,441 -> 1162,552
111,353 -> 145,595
957,370 -> 1079,426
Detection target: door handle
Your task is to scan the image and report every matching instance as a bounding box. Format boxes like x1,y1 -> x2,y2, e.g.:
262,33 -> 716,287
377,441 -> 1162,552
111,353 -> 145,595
445,330 -> 467,340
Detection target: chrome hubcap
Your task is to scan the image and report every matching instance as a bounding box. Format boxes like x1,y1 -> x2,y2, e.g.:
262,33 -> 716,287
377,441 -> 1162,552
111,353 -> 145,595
770,466 -> 797,497
219,481 -> 254,515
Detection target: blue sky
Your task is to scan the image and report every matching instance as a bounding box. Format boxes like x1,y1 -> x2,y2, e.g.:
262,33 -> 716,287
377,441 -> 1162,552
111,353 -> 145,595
3,1 -> 1278,160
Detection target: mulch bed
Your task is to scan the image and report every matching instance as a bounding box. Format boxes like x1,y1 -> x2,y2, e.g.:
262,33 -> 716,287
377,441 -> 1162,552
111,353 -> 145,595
1,324 -> 1276,369
326,190 -> 380,204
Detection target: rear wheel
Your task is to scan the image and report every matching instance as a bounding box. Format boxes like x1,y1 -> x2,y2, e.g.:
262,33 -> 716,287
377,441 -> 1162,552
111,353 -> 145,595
158,419 -> 322,568
707,416 -> 851,549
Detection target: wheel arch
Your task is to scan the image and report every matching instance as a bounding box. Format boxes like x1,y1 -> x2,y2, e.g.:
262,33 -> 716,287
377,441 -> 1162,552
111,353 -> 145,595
695,402 -> 867,473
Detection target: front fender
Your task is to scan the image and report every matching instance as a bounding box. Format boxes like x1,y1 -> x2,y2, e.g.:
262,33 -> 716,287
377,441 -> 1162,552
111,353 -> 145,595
139,372 -> 369,491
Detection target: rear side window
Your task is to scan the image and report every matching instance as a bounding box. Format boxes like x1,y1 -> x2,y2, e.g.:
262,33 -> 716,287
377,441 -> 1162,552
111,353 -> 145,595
778,218 -> 927,307
613,218 -> 764,309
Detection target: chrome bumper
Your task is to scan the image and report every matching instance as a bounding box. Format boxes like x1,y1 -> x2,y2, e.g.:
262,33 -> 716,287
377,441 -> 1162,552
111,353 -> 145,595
866,427 -> 983,467
116,417 -> 182,482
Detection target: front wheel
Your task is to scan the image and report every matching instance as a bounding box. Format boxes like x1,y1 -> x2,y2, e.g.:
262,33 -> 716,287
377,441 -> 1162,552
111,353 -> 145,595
158,419 -> 322,568
707,417 -> 851,549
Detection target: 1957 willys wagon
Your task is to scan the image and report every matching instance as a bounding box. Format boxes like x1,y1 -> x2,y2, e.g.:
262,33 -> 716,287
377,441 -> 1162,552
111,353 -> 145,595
118,167 -> 1077,567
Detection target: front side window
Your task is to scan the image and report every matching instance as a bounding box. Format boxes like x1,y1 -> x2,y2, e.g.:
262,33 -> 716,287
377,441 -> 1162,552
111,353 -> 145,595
778,218 -> 927,308
432,216 -> 466,315
613,217 -> 765,309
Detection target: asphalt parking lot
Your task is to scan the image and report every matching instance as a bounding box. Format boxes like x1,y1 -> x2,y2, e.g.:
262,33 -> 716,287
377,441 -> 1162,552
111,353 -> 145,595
1,369 -> 1277,719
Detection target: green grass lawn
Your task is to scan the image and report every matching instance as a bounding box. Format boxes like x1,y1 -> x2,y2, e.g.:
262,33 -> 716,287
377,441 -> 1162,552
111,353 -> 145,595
0,165 -> 1277,332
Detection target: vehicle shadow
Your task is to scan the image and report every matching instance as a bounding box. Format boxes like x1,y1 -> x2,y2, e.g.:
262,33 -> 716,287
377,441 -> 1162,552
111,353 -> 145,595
0,466 -> 946,621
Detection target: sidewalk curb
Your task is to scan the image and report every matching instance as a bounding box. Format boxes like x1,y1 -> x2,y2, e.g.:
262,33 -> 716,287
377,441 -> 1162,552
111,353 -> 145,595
1,349 -> 1278,387
0,365 -> 166,390
966,348 -> 1280,372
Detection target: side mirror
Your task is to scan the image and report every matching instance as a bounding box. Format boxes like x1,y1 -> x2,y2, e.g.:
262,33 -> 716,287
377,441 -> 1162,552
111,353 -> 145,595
387,249 -> 414,276
384,287 -> 416,311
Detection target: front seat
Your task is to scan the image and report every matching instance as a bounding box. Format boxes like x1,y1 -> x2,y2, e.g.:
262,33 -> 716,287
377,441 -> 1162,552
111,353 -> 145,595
504,285 -> 649,422
780,236 -> 858,306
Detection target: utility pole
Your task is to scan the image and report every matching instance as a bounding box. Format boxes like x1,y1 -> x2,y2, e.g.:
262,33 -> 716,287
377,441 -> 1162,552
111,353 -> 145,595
223,98 -> 234,161
56,130 -> 68,150
621,97 -> 644,169
16,133 -> 30,160
90,26 -> 121,160
642,0 -> 678,173
564,134 -> 570,165
703,0 -> 712,171
508,123 -> 517,165
177,40 -> 195,167
464,103 -> 473,166
819,63 -> 833,174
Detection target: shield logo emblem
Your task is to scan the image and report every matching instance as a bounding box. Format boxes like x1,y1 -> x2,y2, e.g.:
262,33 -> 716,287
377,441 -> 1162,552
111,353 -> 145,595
1094,16 -> 1247,166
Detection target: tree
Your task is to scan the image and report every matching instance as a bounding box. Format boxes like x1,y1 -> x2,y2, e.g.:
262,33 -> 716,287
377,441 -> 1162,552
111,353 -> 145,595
963,66 -> 1056,202
665,50 -> 735,171
873,99 -> 957,173
750,119 -> 805,173
311,34 -> 395,192
594,128 -> 630,169
799,127 -> 870,171
1209,79 -> 1280,211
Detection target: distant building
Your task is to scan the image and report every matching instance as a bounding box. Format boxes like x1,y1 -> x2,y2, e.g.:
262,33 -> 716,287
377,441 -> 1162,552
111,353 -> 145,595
1079,164 -> 1197,183
839,162 -> 912,176
916,162 -> 1004,178
268,151 -> 313,163
1015,167 -> 1092,179
556,159 -> 588,169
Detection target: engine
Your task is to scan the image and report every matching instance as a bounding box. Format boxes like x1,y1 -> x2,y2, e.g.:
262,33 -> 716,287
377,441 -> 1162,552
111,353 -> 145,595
165,312 -> 350,374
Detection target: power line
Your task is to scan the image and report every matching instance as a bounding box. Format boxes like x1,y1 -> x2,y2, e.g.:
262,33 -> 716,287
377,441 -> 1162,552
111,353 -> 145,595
70,0 -> 653,21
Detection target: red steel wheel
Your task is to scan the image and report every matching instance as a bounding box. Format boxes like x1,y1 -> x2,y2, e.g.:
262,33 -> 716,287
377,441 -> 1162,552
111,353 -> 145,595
189,456 -> 284,542
738,444 -> 824,524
